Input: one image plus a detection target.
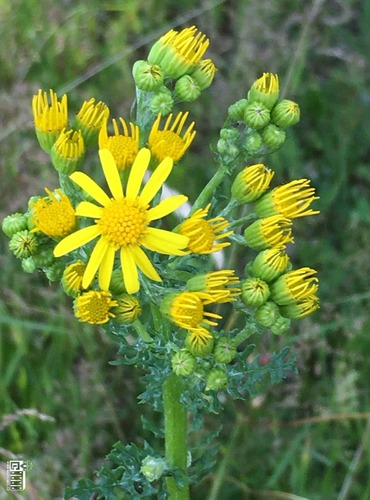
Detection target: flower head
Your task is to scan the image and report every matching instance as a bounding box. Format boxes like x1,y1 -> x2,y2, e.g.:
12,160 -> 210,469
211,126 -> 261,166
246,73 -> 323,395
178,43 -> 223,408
186,270 -> 240,303
255,179 -> 319,219
51,128 -> 85,174
74,290 -> 117,324
62,260 -> 87,297
280,295 -> 319,319
31,188 -> 76,238
248,73 -> 280,109
148,112 -> 196,163
231,163 -> 275,203
54,148 -> 189,294
191,59 -> 217,90
244,215 -> 293,251
270,267 -> 319,305
272,99 -> 300,127
148,26 -> 209,79
179,204 -> 232,254
32,89 -> 68,152
74,98 -> 109,147
251,248 -> 290,282
113,294 -> 142,324
99,118 -> 140,171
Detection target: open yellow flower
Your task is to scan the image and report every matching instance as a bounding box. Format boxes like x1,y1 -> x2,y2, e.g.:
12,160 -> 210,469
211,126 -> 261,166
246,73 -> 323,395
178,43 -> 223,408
54,148 -> 189,294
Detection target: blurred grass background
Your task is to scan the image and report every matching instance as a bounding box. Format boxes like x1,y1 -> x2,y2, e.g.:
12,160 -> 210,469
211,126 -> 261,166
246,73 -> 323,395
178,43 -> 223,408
1,0 -> 370,498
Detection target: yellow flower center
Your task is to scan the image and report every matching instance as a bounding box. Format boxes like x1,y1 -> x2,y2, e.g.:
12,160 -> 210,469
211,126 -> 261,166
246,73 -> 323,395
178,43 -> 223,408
74,290 -> 117,324
106,136 -> 139,170
98,198 -> 148,249
150,130 -> 186,162
32,189 -> 76,238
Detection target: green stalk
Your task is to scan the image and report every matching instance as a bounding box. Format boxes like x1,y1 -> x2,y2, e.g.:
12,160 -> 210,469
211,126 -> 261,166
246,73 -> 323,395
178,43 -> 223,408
190,163 -> 229,214
163,373 -> 189,499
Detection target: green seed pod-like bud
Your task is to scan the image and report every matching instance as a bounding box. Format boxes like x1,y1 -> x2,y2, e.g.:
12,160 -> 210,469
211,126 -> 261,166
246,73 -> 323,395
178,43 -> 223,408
185,335 -> 214,357
22,257 -> 37,273
245,131 -> 263,154
133,60 -> 164,92
109,268 -> 126,296
44,261 -> 65,282
271,99 -> 300,128
2,213 -> 28,237
271,316 -> 291,335
255,300 -> 280,327
205,367 -> 228,391
171,349 -> 197,376
9,230 -> 38,258
262,124 -> 286,149
140,456 -> 167,482
216,139 -> 239,159
251,248 -> 290,282
113,294 -> 142,324
33,247 -> 55,268
175,75 -> 201,102
241,277 -> 270,307
213,337 -> 237,364
228,99 -> 248,121
150,92 -> 174,116
219,128 -> 240,141
244,101 -> 270,129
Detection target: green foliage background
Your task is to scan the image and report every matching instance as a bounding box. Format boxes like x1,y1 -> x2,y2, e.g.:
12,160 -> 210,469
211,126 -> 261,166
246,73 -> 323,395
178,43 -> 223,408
1,0 -> 370,498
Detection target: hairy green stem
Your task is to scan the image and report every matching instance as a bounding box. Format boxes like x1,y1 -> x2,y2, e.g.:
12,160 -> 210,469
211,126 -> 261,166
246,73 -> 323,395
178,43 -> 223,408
190,163 -> 229,214
163,373 -> 189,499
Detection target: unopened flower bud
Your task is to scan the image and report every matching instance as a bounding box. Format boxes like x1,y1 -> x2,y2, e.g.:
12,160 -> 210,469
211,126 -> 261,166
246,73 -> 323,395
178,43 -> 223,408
22,257 -> 37,273
2,213 -> 28,237
140,456 -> 167,482
149,92 -> 174,116
113,294 -> 142,324
74,98 -> 109,147
255,300 -> 280,327
216,139 -> 239,159
228,99 -> 248,121
245,131 -> 263,154
175,75 -> 201,102
213,337 -> 237,364
231,164 -> 274,203
271,316 -> 291,335
9,230 -> 38,258
262,124 -> 286,149
244,101 -> 270,129
33,248 -> 55,268
44,260 -> 65,282
191,59 -> 217,90
109,268 -> 126,295
185,334 -> 214,357
171,349 -> 197,376
206,367 -> 228,391
271,99 -> 300,127
219,128 -> 239,141
62,261 -> 87,297
251,248 -> 290,282
133,60 -> 164,91
241,277 -> 270,307
50,128 -> 85,175
248,73 -> 280,109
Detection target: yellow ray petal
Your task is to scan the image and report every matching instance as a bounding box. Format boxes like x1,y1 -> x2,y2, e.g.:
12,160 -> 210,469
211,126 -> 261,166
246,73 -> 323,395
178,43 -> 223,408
99,149 -> 123,200
147,195 -> 188,221
70,172 -> 111,206
132,246 -> 161,282
143,227 -> 189,255
120,247 -> 139,294
139,157 -> 173,205
98,244 -> 116,291
76,201 -> 104,218
82,237 -> 109,289
53,225 -> 101,257
126,148 -> 151,200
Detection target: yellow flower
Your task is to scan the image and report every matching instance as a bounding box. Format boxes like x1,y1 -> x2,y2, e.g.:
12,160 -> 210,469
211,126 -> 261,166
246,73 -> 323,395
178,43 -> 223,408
74,290 -> 117,324
248,73 -> 280,109
231,163 -> 275,203
270,267 -> 319,305
148,112 -> 196,163
280,295 -> 319,319
179,204 -> 232,254
51,128 -> 85,174
32,89 -> 68,152
186,270 -> 240,303
62,260 -> 87,297
148,26 -> 209,79
255,179 -> 319,219
31,188 -> 76,238
54,148 -> 189,294
99,118 -> 140,171
74,98 -> 110,147
244,215 -> 293,251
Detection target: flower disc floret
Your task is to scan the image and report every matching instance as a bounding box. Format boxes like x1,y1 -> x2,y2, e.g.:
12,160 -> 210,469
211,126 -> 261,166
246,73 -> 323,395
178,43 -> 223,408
99,118 -> 139,171
53,148 -> 189,294
31,188 -> 76,238
74,290 -> 117,324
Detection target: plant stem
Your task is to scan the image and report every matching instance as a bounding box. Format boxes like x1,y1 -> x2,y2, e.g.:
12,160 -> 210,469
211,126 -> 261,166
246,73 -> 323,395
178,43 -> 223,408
190,163 -> 229,214
163,373 -> 189,499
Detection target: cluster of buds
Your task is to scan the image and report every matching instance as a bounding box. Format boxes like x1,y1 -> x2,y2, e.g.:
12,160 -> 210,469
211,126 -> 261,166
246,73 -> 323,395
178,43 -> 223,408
132,26 -> 217,115
230,163 -> 320,333
218,73 -> 300,162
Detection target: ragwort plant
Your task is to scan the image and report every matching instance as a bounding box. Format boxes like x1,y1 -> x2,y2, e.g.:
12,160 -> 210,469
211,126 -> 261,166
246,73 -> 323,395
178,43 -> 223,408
2,26 -> 320,499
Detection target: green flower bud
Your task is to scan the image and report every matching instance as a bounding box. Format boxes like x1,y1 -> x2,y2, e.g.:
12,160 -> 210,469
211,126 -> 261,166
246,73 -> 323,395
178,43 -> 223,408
50,128 -> 85,175
271,99 -> 300,127
255,300 -> 280,327
9,230 -> 38,258
251,248 -> 290,282
171,349 -> 197,376
22,257 -> 37,273
2,213 -> 28,237
280,296 -> 319,319
133,60 -> 164,91
245,131 -> 263,154
231,164 -> 274,204
149,92 -> 174,116
73,98 -> 109,148
108,268 -> 126,296
61,260 -> 87,297
213,337 -> 237,364
185,334 -> 214,357
191,59 -> 217,90
113,294 -> 142,324
248,73 -> 280,109
244,216 -> 293,251
205,367 -> 228,391
216,139 -> 239,159
262,124 -> 286,149
271,316 -> 291,335
33,247 -> 55,268
175,75 -> 201,102
241,277 -> 270,307
219,128 -> 240,141
140,456 -> 167,482
228,99 -> 248,121
44,261 -> 65,282
244,101 -> 270,129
